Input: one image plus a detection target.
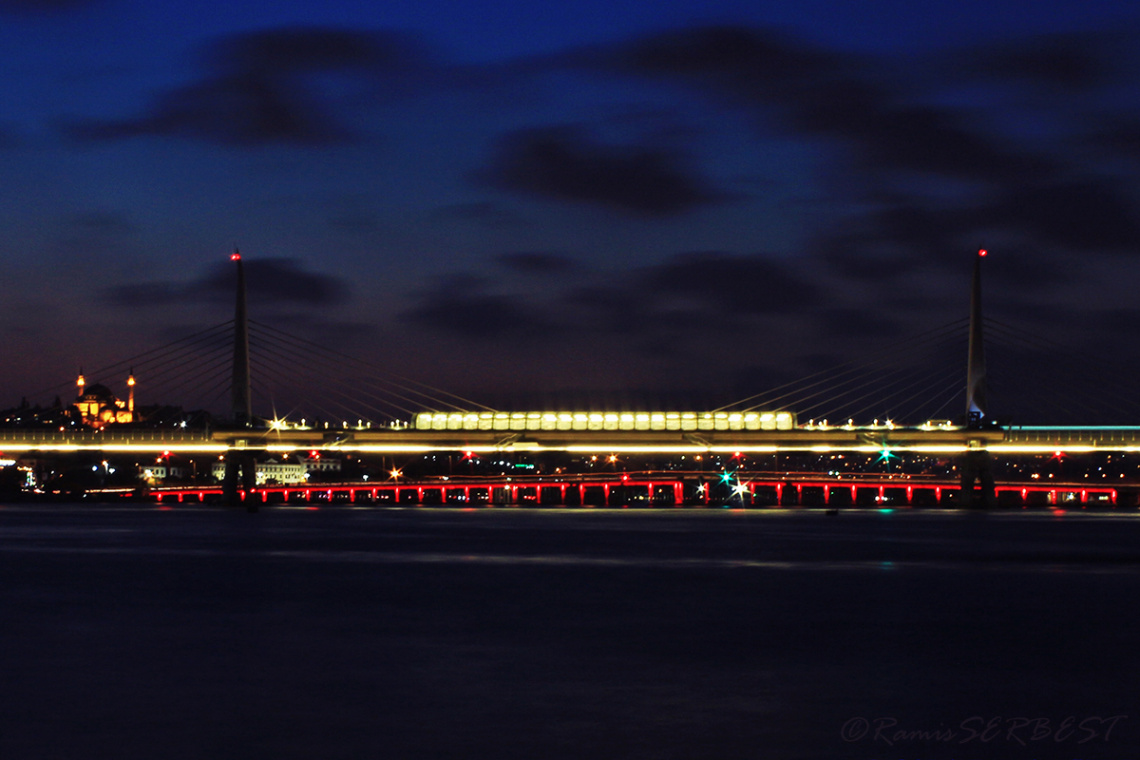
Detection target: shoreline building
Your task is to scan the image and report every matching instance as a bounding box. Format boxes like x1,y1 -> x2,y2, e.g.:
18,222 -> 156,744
211,454 -> 340,485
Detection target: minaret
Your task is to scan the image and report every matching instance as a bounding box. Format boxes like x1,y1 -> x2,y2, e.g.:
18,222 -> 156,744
965,248 -> 987,427
127,368 -> 136,419
77,369 -> 86,399
230,249 -> 252,427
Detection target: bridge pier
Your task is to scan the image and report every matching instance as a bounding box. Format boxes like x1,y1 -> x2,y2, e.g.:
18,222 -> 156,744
959,448 -> 996,509
222,450 -> 258,510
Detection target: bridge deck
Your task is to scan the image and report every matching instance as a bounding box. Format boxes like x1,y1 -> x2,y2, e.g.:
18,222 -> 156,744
6,425 -> 1140,452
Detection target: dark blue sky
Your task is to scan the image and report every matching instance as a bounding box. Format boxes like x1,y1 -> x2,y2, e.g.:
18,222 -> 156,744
3,0 -> 1140,419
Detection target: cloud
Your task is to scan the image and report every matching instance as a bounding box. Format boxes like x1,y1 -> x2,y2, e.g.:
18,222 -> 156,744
66,27 -> 427,146
428,201 -> 528,229
972,179 -> 1140,252
402,277 -> 559,339
808,182 -> 1137,296
602,25 -> 837,89
600,26 -> 1052,185
212,26 -> 423,77
401,250 -> 822,354
103,258 -> 346,308
200,258 -> 345,304
69,211 -> 136,235
0,123 -> 23,148
809,204 -> 957,283
961,32 -> 1120,91
477,126 -> 729,216
813,308 -> 902,340
561,286 -> 652,335
0,0 -> 96,15
101,282 -> 184,308
495,252 -> 575,273
646,250 -> 817,315
69,74 -> 348,146
1092,120 -> 1140,160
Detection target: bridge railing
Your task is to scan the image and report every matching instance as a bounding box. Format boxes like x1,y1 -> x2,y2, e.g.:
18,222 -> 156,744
0,428 -> 214,445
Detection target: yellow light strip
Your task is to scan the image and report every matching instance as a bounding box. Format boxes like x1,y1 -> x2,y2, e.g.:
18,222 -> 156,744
8,444 -> 229,453
988,445 -> 1100,454
6,441 -> 1140,455
563,445 -> 709,454
288,444 -> 451,454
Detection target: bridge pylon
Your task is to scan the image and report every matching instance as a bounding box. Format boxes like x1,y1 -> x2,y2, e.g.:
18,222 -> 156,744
961,248 -> 996,508
222,249 -> 258,510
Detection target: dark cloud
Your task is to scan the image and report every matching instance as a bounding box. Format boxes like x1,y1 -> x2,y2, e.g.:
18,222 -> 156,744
402,279 -> 559,339
1092,121 -> 1140,160
69,75 -> 348,146
1087,308 -> 1140,341
495,252 -> 575,273
961,32 -> 1120,91
606,26 -> 837,89
810,204 -> 958,282
212,27 -> 423,77
429,202 -> 528,228
478,126 -> 728,216
975,179 -> 1140,252
811,181 -> 1137,292
647,251 -> 816,314
102,282 -> 184,308
813,308 -> 901,340
327,210 -> 379,233
69,211 -> 136,235
401,250 -> 820,346
0,123 -> 21,148
104,258 -> 345,308
973,242 -> 1075,291
601,26 -> 1051,185
67,27 -> 425,146
830,103 -> 1049,183
561,286 -> 651,335
203,258 -> 345,304
0,0 -> 95,15
545,251 -> 825,348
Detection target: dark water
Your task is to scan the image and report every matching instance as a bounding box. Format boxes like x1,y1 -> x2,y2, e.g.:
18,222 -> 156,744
1,504 -> 1138,759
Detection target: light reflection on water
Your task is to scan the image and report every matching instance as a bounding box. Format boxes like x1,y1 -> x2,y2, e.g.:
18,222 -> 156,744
0,541 -> 1138,576
6,502 -> 1140,578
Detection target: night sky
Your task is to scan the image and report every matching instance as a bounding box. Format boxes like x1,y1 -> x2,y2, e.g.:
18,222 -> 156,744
4,0 -> 1140,421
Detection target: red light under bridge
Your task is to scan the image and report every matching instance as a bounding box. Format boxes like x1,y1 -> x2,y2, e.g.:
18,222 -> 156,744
145,477 -> 1121,509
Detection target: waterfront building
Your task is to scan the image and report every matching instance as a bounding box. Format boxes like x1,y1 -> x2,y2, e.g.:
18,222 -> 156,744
209,453 -> 339,485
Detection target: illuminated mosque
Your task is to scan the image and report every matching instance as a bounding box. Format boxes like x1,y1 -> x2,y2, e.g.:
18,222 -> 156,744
74,370 -> 137,428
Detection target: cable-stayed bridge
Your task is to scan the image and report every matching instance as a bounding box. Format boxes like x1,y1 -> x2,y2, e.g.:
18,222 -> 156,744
5,250 -> 1140,507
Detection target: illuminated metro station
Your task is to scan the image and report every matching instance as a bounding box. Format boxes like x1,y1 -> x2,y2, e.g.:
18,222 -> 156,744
413,410 -> 797,433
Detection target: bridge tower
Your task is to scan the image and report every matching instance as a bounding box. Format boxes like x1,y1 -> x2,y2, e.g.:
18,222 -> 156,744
222,249 -> 258,508
230,249 -> 252,426
960,248 -> 996,508
966,249 -> 987,425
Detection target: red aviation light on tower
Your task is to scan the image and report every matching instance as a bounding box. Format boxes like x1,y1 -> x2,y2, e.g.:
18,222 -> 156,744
978,248 -> 988,257
230,249 -> 241,261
